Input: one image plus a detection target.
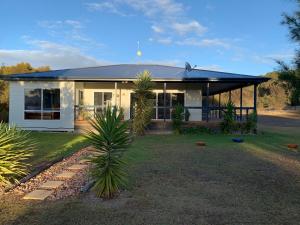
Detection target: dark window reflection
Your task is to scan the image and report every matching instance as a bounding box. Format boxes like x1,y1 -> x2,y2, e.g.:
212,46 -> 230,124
24,112 -> 41,120
42,112 -> 60,120
43,89 -> 60,110
25,89 -> 41,110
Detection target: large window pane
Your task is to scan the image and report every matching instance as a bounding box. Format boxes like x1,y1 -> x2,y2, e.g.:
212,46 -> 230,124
25,89 -> 41,110
172,93 -> 184,106
158,108 -> 170,119
104,92 -> 112,106
24,112 -> 41,120
94,92 -> 102,106
158,93 -> 171,106
43,89 -> 60,110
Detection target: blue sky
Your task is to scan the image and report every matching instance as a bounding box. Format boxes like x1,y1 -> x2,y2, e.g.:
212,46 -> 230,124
0,0 -> 297,75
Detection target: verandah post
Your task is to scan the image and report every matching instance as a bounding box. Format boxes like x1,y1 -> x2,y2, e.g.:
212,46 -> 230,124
218,93 -> 221,118
114,82 -> 118,107
206,82 -> 210,122
254,84 -> 257,112
163,82 -> 167,122
240,87 -> 243,121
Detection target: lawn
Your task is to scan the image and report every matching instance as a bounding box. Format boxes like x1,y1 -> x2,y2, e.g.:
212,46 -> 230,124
1,126 -> 300,225
28,132 -> 89,168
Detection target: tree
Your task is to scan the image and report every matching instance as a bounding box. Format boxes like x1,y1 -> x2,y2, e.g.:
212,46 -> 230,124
132,70 -> 155,135
278,1 -> 300,105
85,106 -> 131,199
0,62 -> 50,121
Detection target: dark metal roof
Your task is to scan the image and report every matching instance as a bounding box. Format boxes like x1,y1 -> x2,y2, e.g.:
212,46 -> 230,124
0,64 -> 269,83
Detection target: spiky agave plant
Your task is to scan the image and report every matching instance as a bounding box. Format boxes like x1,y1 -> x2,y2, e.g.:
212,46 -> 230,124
0,123 -> 34,188
85,106 -> 131,199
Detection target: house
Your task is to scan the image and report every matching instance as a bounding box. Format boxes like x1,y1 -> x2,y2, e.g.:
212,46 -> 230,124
0,64 -> 269,131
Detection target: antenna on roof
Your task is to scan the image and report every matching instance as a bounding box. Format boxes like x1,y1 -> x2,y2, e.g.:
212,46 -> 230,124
185,62 -> 192,71
185,62 -> 197,71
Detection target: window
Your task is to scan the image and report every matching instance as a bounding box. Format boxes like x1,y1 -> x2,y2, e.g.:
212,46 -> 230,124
130,92 -> 184,120
24,89 -> 60,120
94,92 -> 112,114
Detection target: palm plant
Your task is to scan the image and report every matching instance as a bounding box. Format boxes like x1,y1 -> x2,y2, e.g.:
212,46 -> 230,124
132,70 -> 155,135
85,106 -> 131,199
0,123 -> 34,188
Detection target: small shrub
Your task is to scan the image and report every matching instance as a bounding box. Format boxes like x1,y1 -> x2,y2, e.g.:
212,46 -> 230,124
171,104 -> 184,134
85,106 -> 131,199
242,111 -> 257,134
221,101 -> 237,134
0,123 -> 34,188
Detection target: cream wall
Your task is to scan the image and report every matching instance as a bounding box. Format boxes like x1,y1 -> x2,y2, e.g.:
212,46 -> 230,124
9,81 -> 75,131
78,82 -> 202,121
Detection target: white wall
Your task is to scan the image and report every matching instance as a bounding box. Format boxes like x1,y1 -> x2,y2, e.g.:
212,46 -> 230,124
9,81 -> 75,131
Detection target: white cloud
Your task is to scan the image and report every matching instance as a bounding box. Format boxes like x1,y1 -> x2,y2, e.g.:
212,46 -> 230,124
151,25 -> 164,33
85,2 -> 130,16
156,37 -> 173,44
172,21 -> 207,36
176,38 -> 230,48
85,0 -> 207,38
252,52 -> 294,65
37,20 -> 105,50
0,40 -> 109,69
38,20 -> 83,30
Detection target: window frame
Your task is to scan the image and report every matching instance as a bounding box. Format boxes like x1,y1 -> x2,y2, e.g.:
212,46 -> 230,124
24,88 -> 61,120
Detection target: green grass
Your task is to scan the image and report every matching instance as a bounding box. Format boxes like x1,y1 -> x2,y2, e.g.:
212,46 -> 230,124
28,132 -> 89,168
1,126 -> 300,225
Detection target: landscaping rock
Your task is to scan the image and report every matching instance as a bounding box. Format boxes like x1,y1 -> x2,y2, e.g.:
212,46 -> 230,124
196,141 -> 206,146
287,144 -> 298,149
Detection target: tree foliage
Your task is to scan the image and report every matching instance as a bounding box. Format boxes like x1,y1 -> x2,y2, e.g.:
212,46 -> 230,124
278,2 -> 300,105
85,106 -> 131,199
0,123 -> 35,188
0,62 -> 50,121
132,70 -> 155,135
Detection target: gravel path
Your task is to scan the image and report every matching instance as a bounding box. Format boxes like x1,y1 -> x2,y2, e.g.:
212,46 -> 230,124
4,146 -> 97,201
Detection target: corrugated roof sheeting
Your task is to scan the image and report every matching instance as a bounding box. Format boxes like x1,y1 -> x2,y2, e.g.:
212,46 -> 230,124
1,64 -> 269,83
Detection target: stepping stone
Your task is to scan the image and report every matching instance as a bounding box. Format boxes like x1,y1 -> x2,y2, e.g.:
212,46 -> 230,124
55,171 -> 76,179
40,181 -> 64,189
23,189 -> 54,200
67,164 -> 87,170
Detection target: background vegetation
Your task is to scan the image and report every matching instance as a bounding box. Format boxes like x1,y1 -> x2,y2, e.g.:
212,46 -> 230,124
0,63 -> 50,122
